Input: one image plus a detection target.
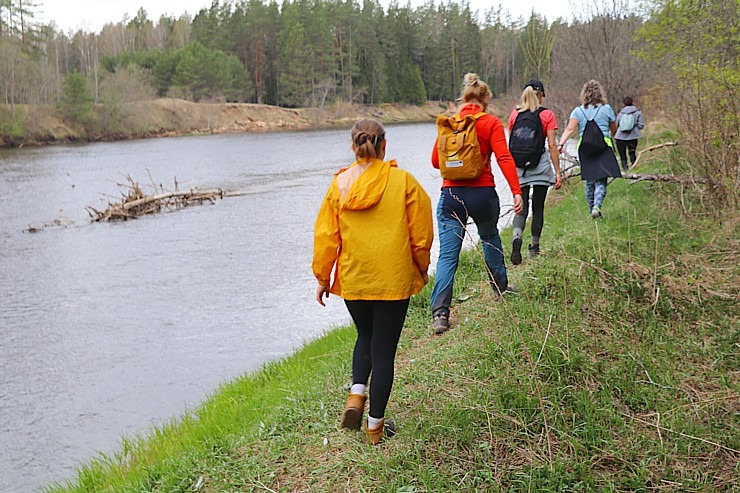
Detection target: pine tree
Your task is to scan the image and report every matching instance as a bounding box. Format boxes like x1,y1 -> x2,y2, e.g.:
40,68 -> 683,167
58,71 -> 93,124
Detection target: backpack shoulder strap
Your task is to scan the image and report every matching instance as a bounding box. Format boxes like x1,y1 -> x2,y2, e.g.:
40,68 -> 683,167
580,105 -> 601,121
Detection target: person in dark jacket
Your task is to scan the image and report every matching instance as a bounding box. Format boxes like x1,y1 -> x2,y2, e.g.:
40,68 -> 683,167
614,97 -> 646,171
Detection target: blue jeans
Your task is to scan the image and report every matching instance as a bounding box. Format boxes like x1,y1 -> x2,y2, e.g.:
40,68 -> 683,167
430,187 -> 508,317
585,178 -> 608,211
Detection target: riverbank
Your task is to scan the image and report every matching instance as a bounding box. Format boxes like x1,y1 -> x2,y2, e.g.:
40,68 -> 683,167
47,139 -> 738,492
0,99 -> 456,148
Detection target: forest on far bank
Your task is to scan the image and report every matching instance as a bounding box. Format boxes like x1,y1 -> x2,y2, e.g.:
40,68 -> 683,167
0,0 -> 736,207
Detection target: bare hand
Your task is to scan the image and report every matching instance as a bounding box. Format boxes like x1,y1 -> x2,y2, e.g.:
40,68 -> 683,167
421,271 -> 429,285
316,284 -> 330,306
513,194 -> 524,216
554,172 -> 562,190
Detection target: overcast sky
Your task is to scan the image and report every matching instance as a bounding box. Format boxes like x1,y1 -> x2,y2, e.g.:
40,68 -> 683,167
38,0 -> 574,33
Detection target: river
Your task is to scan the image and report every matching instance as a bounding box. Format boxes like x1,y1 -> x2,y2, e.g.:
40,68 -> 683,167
0,123 -> 516,492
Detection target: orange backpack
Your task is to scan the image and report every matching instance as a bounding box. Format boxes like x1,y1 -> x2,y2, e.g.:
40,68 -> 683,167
436,111 -> 487,180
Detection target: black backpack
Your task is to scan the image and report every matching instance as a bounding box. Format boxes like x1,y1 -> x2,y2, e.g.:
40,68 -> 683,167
509,107 -> 545,173
578,106 -> 608,157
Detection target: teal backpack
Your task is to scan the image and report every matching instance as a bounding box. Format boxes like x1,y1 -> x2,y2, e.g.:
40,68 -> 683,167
619,112 -> 636,132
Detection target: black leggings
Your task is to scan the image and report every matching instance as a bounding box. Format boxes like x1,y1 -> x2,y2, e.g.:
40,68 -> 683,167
516,185 -> 549,239
615,139 -> 638,169
344,299 -> 409,419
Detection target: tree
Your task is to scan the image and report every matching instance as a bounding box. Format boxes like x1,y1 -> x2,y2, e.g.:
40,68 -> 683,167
382,4 -> 418,102
222,52 -> 253,102
276,2 -> 311,107
639,0 -> 739,208
1,0 -> 40,44
399,63 -> 427,104
519,12 -> 552,83
550,0 -> 647,106
98,64 -> 155,133
151,49 -> 181,96
58,71 -> 92,124
168,14 -> 192,49
355,0 -> 387,104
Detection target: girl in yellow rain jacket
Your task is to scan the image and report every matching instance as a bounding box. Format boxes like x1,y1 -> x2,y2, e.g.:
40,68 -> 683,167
313,119 -> 434,444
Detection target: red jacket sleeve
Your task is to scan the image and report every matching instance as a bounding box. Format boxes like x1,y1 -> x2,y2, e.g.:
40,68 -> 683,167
489,118 -> 522,196
431,138 -> 439,168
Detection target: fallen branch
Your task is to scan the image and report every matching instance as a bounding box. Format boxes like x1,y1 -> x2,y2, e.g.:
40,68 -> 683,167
622,172 -> 708,184
630,142 -> 679,170
87,175 -> 224,222
558,142 -> 707,184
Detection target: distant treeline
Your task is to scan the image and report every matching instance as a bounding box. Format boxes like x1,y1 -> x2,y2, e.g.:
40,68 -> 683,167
3,0 -> 654,112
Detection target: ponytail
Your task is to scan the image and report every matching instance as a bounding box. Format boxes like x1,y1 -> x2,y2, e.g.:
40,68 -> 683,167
351,119 -> 386,160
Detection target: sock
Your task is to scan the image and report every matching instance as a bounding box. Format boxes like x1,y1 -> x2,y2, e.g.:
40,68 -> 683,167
367,415 -> 383,429
350,383 -> 366,395
531,235 -> 540,246
512,228 -> 523,240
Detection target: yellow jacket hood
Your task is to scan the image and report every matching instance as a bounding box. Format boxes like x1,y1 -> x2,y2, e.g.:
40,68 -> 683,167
313,159 -> 434,301
335,158 -> 395,211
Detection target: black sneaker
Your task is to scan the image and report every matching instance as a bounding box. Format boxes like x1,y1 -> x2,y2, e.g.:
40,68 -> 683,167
384,419 -> 397,438
366,418 -> 397,445
492,284 -> 517,302
432,312 -> 450,335
528,243 -> 540,257
510,237 -> 522,265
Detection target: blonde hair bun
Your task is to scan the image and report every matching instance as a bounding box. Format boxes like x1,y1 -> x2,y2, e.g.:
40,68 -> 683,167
464,73 -> 480,87
459,73 -> 491,106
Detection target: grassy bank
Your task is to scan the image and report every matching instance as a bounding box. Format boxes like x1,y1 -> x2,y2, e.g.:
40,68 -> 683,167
48,149 -> 738,492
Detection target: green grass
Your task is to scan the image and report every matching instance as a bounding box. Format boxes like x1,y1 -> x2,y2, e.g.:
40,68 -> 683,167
48,154 -> 738,492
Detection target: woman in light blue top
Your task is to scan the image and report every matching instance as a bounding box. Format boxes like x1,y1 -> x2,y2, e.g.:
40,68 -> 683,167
558,80 -> 620,219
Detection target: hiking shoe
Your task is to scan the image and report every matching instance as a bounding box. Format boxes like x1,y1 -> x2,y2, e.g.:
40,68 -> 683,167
590,206 -> 602,219
433,312 -> 450,335
528,243 -> 540,257
492,284 -> 517,302
510,237 -> 523,265
365,418 -> 397,445
341,393 -> 366,430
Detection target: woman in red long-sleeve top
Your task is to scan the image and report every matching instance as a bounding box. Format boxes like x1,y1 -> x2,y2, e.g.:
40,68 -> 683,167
430,73 -> 523,335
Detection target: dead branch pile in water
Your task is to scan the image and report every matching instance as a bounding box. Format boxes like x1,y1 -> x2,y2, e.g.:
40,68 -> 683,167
86,175 -> 224,222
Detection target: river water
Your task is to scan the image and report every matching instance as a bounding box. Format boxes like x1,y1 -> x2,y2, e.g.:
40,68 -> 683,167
0,123 -> 516,492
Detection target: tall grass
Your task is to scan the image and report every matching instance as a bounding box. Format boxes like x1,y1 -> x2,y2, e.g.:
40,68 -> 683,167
47,152 -> 738,492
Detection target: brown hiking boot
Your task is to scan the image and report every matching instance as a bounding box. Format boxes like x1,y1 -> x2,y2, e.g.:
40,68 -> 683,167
365,418 -> 397,445
340,393 -> 366,430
